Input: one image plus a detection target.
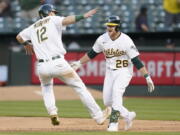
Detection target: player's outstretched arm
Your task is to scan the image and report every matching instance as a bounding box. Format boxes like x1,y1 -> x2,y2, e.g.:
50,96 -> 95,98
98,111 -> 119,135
138,67 -> 155,93
70,54 -> 91,71
83,8 -> 98,18
62,8 -> 98,26
131,56 -> 155,93
70,48 -> 99,70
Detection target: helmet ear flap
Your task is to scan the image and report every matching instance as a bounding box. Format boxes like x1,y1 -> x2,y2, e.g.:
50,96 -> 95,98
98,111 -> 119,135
115,26 -> 119,32
115,24 -> 121,32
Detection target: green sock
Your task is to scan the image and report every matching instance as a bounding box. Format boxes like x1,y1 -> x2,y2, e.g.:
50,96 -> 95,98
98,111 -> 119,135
109,108 -> 120,123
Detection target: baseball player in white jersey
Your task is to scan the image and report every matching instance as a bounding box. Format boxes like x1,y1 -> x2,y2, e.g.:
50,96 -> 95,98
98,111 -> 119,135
16,4 -> 111,126
71,16 -> 155,132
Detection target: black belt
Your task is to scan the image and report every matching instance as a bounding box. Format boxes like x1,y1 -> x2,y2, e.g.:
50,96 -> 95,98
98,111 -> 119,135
107,67 -> 118,71
38,55 -> 61,63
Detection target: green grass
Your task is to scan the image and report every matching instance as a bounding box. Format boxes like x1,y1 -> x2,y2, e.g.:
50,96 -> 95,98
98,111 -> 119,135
0,132 -> 180,135
124,98 -> 180,120
0,98 -> 180,120
0,98 -> 180,135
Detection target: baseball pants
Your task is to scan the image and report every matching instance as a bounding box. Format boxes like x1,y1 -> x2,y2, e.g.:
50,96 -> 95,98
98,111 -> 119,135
37,57 -> 103,120
103,68 -> 132,119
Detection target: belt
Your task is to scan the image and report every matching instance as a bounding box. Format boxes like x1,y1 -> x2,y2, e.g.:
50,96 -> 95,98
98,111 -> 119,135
38,55 -> 61,63
107,67 -> 118,71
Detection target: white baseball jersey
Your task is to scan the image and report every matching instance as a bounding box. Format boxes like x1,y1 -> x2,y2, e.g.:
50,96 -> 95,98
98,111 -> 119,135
19,16 -> 66,60
19,15 -> 105,121
93,32 -> 139,75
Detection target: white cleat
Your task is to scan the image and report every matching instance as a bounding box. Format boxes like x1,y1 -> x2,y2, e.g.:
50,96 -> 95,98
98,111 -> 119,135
96,107 -> 112,125
107,122 -> 118,132
124,111 -> 136,131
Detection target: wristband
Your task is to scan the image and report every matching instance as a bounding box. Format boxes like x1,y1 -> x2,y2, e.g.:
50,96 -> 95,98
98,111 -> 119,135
144,74 -> 149,78
22,41 -> 30,46
75,15 -> 84,22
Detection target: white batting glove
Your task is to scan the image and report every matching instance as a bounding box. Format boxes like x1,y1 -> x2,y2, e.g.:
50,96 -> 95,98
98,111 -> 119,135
146,76 -> 155,93
70,60 -> 82,71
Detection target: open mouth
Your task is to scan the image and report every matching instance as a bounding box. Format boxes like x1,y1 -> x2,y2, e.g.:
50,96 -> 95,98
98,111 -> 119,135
108,30 -> 113,33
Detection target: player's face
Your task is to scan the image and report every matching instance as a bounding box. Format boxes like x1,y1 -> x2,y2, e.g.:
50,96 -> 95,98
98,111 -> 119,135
49,11 -> 56,16
106,25 -> 117,37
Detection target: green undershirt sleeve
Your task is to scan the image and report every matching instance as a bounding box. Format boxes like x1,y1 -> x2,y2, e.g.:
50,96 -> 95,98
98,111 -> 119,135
131,56 -> 144,70
87,49 -> 99,59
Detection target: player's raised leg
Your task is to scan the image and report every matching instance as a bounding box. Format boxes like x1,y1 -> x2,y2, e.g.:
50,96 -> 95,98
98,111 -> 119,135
58,69 -> 109,124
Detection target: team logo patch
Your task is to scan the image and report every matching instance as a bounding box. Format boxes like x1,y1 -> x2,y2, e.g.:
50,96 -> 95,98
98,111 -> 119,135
104,48 -> 126,58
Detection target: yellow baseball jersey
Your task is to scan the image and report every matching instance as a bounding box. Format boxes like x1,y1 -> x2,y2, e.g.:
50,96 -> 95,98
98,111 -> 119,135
92,32 -> 139,75
19,16 -> 66,60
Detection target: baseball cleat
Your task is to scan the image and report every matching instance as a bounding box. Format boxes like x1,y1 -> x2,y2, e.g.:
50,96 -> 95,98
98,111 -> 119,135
96,107 -> 112,125
124,111 -> 136,130
107,122 -> 118,132
50,115 -> 60,126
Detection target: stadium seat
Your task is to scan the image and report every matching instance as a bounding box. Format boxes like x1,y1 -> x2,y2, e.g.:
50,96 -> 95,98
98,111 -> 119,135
0,0 -> 173,34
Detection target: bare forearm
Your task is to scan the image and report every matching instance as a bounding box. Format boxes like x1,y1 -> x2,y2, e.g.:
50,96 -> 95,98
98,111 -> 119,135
16,35 -> 24,44
131,56 -> 149,76
16,35 -> 32,46
132,57 -> 154,92
62,15 -> 76,26
139,66 -> 155,92
79,54 -> 91,64
138,66 -> 149,77
16,35 -> 34,55
62,15 -> 86,26
62,8 -> 97,26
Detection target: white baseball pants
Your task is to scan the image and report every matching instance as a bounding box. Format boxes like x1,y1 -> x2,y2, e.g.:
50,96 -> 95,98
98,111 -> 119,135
103,68 -> 132,119
37,57 -> 103,120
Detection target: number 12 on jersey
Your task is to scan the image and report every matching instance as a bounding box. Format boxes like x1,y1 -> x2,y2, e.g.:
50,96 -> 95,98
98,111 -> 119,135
36,26 -> 48,43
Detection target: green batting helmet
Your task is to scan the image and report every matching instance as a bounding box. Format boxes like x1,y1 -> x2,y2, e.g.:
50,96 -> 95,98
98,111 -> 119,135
105,16 -> 121,31
38,4 -> 58,18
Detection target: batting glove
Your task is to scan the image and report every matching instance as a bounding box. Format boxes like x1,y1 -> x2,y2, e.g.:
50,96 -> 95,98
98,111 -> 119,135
70,61 -> 82,71
146,76 -> 155,93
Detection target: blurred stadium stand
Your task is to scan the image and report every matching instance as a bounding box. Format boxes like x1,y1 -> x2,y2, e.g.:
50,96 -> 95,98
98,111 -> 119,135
0,0 -> 179,34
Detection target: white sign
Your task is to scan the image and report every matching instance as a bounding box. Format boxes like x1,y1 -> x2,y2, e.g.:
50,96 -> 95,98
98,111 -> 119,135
0,65 -> 8,82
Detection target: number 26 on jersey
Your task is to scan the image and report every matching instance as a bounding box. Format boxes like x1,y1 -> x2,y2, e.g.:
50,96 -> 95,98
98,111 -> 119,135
116,60 -> 128,68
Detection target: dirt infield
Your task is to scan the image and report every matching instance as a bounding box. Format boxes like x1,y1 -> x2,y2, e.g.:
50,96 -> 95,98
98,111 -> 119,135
0,86 -> 180,132
0,85 -> 102,101
0,117 -> 180,132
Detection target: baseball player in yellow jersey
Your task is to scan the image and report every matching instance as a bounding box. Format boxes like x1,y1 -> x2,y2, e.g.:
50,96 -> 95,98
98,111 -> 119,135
16,4 -> 111,126
71,16 -> 155,132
